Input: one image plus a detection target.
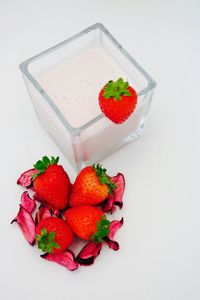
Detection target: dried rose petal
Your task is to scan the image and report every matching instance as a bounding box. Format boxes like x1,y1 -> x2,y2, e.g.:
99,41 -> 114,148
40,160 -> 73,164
111,173 -> 125,208
11,205 -> 36,245
17,169 -> 37,189
21,191 -> 36,213
109,218 -> 124,239
76,241 -> 102,266
104,218 -> 124,251
35,205 -> 52,225
102,196 -> 116,214
102,173 -> 125,214
51,209 -> 61,218
41,249 -> 78,271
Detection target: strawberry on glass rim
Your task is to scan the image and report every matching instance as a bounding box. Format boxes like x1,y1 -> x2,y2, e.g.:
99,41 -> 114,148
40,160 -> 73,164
98,78 -> 137,124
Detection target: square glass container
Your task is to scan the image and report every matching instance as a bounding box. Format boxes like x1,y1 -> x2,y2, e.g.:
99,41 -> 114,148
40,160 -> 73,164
20,23 -> 156,171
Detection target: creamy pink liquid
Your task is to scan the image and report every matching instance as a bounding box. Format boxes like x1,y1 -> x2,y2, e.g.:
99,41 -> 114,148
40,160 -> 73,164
37,47 -> 129,128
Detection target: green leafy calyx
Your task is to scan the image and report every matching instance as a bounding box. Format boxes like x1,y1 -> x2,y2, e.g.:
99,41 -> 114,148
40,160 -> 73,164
92,164 -> 116,195
36,228 -> 60,253
103,78 -> 131,101
91,216 -> 110,243
32,156 -> 59,179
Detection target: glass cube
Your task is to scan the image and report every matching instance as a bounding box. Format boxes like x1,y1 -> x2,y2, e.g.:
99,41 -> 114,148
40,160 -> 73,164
20,23 -> 156,171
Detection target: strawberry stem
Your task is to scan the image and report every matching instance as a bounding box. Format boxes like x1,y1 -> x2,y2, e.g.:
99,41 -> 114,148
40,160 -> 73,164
32,156 -> 59,179
103,78 -> 131,101
91,216 -> 110,243
36,228 -> 60,253
92,164 -> 116,195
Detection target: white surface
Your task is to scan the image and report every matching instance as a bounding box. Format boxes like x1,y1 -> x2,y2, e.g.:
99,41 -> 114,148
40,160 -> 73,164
1,1 -> 200,299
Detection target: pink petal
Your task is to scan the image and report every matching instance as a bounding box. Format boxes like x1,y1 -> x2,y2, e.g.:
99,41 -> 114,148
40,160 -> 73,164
76,242 -> 102,266
102,173 -> 125,214
41,249 -> 78,271
11,205 -> 36,245
17,169 -> 37,189
101,196 -> 116,214
104,218 -> 124,251
21,191 -> 36,213
112,173 -> 125,208
35,205 -> 52,225
109,218 -> 124,239
51,209 -> 61,218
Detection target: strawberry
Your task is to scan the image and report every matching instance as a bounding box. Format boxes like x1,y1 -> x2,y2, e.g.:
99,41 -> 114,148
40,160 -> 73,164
64,206 -> 110,242
69,164 -> 116,207
99,78 -> 137,124
36,217 -> 74,253
33,156 -> 70,210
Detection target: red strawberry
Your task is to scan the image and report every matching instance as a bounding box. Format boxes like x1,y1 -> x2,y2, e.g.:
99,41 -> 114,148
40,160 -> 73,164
33,156 -> 70,210
64,206 -> 110,242
36,217 -> 74,253
69,164 -> 116,207
99,78 -> 137,124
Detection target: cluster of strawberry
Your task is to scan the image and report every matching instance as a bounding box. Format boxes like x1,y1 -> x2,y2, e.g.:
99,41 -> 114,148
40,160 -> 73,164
12,156 -> 125,271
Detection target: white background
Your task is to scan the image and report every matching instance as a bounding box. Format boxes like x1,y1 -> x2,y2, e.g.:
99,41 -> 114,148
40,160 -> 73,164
1,1 -> 200,299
